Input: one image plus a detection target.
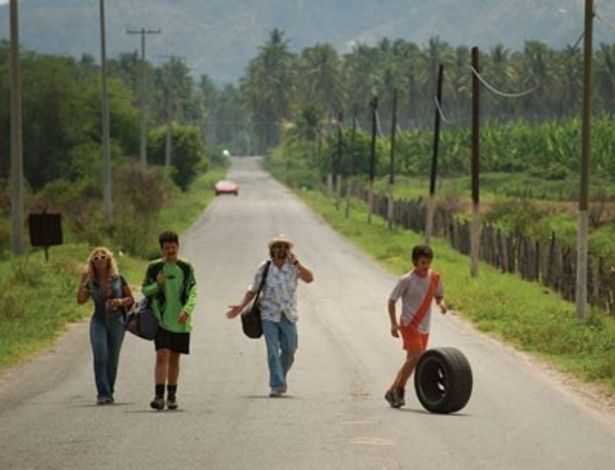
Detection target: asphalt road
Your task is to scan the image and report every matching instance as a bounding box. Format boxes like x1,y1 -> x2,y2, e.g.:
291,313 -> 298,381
1,157 -> 614,470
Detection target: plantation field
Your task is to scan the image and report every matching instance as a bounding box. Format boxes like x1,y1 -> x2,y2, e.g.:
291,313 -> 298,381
377,172 -> 615,204
371,173 -> 615,267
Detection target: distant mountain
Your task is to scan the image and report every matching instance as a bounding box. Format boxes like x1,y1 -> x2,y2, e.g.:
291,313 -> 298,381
1,0 -> 614,83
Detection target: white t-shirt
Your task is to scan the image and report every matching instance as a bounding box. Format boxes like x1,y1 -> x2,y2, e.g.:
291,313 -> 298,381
388,270 -> 443,333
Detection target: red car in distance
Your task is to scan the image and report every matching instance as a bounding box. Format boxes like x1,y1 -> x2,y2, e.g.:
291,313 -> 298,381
214,180 -> 239,196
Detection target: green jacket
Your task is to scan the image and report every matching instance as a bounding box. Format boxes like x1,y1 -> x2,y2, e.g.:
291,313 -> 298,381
142,258 -> 197,333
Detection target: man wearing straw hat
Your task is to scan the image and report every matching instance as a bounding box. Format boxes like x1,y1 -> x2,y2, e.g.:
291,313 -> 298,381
227,234 -> 314,397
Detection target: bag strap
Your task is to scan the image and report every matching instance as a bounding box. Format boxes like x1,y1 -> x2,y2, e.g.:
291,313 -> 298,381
409,271 -> 440,329
253,261 -> 271,304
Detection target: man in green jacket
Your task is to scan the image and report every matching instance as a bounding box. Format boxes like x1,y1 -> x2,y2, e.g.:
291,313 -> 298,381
142,231 -> 197,410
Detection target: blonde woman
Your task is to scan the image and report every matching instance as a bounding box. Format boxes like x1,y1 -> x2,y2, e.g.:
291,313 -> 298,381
77,247 -> 134,405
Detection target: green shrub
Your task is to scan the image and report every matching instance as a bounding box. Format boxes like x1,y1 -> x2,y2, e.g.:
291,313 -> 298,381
483,199 -> 545,237
148,124 -> 208,190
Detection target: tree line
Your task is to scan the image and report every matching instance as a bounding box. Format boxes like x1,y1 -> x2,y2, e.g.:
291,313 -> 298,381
237,29 -> 615,153
0,41 -> 212,192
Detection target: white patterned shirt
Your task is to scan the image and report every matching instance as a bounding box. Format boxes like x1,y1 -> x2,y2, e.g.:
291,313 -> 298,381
249,259 -> 299,323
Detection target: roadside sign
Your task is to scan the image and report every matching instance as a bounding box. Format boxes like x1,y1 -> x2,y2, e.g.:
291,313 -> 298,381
28,213 -> 62,260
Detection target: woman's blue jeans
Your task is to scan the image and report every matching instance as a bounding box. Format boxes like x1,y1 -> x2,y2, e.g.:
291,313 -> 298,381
89,312 -> 125,400
262,316 -> 298,392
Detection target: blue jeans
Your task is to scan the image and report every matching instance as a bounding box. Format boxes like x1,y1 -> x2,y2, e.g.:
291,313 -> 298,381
89,312 -> 125,399
262,316 -> 298,392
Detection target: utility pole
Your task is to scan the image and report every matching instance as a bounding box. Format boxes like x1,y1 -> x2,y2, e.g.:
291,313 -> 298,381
368,96 -> 378,224
345,108 -> 357,219
316,130 -> 322,190
165,85 -> 173,170
425,64 -> 444,245
100,0 -> 112,218
470,47 -> 481,277
160,56 -> 184,172
576,0 -> 595,321
335,112 -> 343,210
326,114 -> 334,198
387,88 -> 398,230
126,27 -> 161,170
10,0 -> 24,255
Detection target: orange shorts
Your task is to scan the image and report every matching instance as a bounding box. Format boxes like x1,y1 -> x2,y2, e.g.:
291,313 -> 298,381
400,325 -> 429,352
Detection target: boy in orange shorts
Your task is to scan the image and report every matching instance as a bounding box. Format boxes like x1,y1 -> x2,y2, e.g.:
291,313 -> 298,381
385,245 -> 447,408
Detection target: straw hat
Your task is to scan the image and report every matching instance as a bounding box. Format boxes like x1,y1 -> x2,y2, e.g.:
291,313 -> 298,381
268,234 -> 294,249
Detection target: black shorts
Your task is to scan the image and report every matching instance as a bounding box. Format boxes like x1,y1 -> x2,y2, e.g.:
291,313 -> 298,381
155,327 -> 190,354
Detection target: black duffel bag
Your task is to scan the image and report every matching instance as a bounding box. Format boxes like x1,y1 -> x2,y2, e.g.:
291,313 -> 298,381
241,261 -> 271,339
126,297 -> 159,341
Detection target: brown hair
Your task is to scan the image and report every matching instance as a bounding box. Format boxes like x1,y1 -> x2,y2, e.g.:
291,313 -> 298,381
159,230 -> 179,248
411,245 -> 433,263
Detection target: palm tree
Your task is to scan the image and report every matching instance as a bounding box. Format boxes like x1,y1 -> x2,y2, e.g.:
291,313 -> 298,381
484,44 -> 518,119
595,43 -> 615,113
241,29 -> 297,150
298,43 -> 344,117
423,37 -> 453,102
517,40 -> 556,120
557,45 -> 582,117
445,45 -> 470,125
342,44 -> 381,124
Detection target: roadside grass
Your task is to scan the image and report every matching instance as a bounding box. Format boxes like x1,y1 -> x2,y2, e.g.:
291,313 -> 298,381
299,190 -> 615,392
0,245 -> 91,370
0,169 -> 225,372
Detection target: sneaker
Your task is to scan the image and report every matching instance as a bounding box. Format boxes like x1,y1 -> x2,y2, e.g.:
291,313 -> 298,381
269,390 -> 282,398
393,388 -> 405,407
150,397 -> 165,410
384,389 -> 399,408
166,397 -> 178,410
97,396 -> 111,406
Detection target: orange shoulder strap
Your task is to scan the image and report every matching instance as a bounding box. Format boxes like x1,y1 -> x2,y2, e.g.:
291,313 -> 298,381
409,271 -> 440,329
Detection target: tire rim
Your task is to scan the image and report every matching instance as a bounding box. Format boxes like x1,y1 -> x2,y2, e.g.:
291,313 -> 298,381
420,357 -> 449,403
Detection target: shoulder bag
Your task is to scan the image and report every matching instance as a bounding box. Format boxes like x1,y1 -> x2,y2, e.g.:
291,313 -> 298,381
240,261 -> 271,339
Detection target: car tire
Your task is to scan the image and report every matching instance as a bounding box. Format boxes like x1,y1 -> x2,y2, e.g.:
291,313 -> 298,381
414,347 -> 473,414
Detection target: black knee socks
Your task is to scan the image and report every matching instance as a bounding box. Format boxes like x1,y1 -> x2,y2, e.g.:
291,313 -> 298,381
155,384 -> 177,399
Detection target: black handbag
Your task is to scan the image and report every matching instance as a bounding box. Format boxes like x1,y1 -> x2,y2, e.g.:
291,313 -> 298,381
240,261 -> 271,339
125,297 -> 159,341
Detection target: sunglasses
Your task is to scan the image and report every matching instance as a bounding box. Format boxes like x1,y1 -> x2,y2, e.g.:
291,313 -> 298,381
272,244 -> 289,250
93,254 -> 108,261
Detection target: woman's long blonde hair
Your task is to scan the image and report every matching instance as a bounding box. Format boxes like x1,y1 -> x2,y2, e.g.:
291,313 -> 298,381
85,246 -> 120,279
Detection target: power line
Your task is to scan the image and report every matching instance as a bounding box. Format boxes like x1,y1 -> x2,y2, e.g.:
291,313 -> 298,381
470,66 -> 539,98
375,109 -> 386,138
571,29 -> 585,50
595,12 -> 615,32
434,96 -> 451,124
